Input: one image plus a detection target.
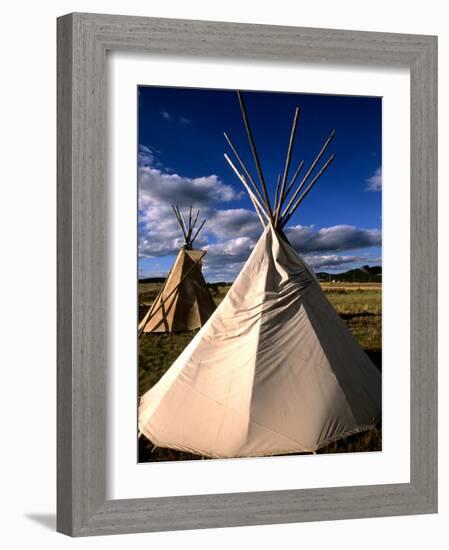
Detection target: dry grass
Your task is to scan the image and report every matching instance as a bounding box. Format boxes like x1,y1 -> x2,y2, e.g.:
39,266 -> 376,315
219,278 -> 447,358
323,283 -> 382,355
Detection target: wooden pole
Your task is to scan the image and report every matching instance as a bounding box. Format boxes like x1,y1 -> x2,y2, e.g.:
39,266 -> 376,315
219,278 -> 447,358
177,206 -> 190,243
285,160 -> 305,200
274,106 -> 300,228
224,154 -> 267,226
171,204 -> 181,232
280,130 -> 335,222
190,219 -> 207,246
171,205 -> 188,242
275,159 -> 304,221
236,91 -> 274,221
242,175 -> 267,229
224,132 -> 266,207
281,154 -> 336,228
273,174 -> 281,212
187,206 -> 193,239
224,153 -> 268,227
190,208 -> 200,235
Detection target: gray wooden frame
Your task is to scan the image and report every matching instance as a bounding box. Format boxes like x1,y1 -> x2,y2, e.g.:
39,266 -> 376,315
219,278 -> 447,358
57,12 -> 438,537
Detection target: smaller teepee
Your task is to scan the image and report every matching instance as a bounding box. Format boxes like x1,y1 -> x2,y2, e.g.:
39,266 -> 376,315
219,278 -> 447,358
139,205 -> 216,334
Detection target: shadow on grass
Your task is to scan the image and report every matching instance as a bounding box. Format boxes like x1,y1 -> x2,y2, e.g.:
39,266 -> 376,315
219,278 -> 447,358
339,312 -> 378,320
139,436 -> 203,462
366,350 -> 382,372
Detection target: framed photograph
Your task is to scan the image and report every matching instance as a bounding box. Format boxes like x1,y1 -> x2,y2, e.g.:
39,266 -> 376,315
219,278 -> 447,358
57,13 -> 437,536
136,86 -> 383,464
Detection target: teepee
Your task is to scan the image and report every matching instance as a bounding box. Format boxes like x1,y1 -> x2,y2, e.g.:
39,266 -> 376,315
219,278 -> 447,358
139,205 -> 216,334
139,92 -> 381,457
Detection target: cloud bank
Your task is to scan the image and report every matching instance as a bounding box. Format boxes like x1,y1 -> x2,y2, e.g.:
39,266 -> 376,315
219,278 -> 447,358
138,147 -> 381,280
139,167 -> 238,210
285,224 -> 381,254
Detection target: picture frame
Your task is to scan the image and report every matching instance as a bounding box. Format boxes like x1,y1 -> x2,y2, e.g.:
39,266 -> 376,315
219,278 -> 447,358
57,12 -> 437,536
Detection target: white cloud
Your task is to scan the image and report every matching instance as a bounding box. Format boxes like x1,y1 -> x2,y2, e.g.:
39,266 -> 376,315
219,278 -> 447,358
201,239 -> 380,281
204,236 -> 256,263
138,157 -> 241,258
139,166 -> 238,211
303,254 -> 370,270
138,144 -> 156,167
203,262 -> 246,282
366,166 -> 382,191
202,237 -> 257,281
207,208 -> 261,240
286,224 -> 381,253
159,110 -> 192,124
139,203 -> 210,258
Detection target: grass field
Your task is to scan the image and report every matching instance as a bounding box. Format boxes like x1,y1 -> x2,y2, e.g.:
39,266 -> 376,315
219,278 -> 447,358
138,281 -> 382,462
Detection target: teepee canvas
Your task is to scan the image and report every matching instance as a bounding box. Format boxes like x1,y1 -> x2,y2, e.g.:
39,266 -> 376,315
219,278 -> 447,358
139,206 -> 216,334
139,92 -> 381,457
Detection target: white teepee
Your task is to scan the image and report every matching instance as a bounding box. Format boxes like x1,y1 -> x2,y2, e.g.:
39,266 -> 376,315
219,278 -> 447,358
139,92 -> 381,457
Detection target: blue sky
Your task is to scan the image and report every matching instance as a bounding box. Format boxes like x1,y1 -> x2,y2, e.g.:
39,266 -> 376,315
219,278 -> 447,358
138,86 -> 381,282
